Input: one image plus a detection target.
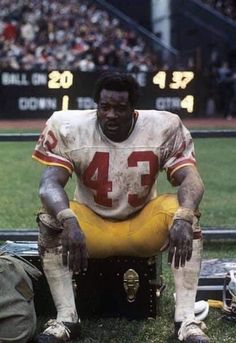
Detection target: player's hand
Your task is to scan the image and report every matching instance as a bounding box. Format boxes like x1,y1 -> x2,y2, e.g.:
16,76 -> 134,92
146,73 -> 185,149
168,219 -> 193,269
61,217 -> 88,273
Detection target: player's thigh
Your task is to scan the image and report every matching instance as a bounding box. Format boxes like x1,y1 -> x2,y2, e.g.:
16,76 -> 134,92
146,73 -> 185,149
70,194 -> 178,257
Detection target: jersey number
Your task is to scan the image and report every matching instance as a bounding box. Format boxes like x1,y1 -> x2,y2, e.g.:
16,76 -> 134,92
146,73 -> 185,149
83,151 -> 158,208
83,152 -> 112,207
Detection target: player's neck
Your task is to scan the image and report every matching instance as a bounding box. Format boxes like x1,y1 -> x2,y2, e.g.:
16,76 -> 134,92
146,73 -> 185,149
127,113 -> 135,136
119,111 -> 138,142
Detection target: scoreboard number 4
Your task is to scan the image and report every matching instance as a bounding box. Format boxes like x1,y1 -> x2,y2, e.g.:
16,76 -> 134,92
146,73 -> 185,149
181,95 -> 194,113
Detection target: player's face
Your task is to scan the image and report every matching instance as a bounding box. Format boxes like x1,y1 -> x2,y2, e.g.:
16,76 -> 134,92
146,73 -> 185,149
97,89 -> 134,142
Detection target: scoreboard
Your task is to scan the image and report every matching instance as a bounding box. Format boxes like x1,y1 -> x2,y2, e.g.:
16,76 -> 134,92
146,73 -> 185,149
0,70 -> 197,119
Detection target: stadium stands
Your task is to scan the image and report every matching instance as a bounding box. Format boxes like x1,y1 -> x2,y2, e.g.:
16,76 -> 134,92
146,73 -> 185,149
201,0 -> 236,21
0,0 -> 162,71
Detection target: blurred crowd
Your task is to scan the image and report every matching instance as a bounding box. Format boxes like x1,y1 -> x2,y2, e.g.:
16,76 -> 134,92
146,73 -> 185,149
0,0 -> 161,71
204,59 -> 236,119
201,0 -> 236,21
198,0 -> 236,118
215,61 -> 236,119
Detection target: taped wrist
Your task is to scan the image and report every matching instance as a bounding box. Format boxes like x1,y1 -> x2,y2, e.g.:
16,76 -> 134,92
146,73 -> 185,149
56,208 -> 77,225
173,207 -> 195,225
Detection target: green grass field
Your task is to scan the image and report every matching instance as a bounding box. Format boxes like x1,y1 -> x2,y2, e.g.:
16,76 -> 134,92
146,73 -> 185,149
0,137 -> 236,342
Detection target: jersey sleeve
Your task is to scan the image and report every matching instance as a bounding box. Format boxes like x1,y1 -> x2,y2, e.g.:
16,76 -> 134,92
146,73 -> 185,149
32,112 -> 74,174
161,117 -> 196,184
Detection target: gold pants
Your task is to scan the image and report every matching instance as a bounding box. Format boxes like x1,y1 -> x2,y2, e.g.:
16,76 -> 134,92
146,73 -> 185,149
69,194 -> 178,257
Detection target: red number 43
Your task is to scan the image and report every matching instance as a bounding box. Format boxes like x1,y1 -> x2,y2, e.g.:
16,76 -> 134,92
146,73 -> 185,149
83,151 -> 158,207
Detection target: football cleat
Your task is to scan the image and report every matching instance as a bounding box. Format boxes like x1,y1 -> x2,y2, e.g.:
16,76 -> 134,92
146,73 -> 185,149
35,319 -> 81,343
175,320 -> 210,343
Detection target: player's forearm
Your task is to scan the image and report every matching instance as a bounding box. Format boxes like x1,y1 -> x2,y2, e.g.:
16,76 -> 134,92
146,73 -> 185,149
177,170 -> 204,211
39,179 -> 70,217
39,166 -> 71,217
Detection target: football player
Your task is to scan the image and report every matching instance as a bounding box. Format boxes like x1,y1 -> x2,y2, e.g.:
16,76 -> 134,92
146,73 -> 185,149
32,72 -> 209,343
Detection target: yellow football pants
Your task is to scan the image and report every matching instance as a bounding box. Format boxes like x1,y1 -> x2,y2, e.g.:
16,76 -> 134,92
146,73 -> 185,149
70,194 -> 179,258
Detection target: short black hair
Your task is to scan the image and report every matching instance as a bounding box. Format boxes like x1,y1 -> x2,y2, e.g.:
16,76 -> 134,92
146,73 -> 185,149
94,72 -> 140,107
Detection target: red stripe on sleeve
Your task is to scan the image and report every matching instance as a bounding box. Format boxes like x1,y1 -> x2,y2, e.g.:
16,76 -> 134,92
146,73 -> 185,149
32,150 -> 73,173
167,159 -> 196,180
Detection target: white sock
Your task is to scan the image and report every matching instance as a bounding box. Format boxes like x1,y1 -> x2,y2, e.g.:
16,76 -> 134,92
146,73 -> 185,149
172,239 -> 202,323
42,248 -> 78,323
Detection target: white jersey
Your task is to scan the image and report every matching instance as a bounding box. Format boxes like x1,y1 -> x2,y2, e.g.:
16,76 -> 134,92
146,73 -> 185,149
32,109 -> 196,219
